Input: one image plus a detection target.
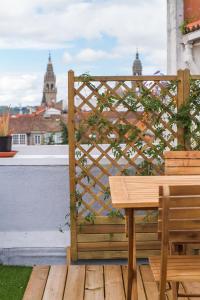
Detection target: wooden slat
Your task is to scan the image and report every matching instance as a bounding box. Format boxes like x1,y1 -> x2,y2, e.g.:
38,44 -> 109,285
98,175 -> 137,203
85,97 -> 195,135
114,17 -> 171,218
74,75 -> 177,82
166,208 -> 200,219
22,266 -> 49,300
78,223 -> 157,234
165,158 -> 200,167
164,151 -> 200,159
78,250 -> 160,259
63,265 -> 85,300
158,219 -> 200,231
77,232 -> 157,243
42,265 -> 67,300
104,265 -> 125,300
165,166 -> 200,175
78,224 -> 125,234
78,241 -> 160,251
84,265 -> 104,300
78,233 -> 128,242
78,216 -> 125,225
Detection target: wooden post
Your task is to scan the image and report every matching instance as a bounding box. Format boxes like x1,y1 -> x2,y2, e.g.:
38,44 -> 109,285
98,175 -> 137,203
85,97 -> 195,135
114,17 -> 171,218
177,69 -> 190,149
68,70 -> 78,261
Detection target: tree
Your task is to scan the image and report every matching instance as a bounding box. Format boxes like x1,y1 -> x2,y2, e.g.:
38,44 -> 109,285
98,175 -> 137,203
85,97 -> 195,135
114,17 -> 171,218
60,120 -> 68,144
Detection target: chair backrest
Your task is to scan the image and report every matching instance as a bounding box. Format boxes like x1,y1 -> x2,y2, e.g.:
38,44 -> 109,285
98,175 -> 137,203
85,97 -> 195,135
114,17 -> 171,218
164,151 -> 200,175
158,185 -> 200,243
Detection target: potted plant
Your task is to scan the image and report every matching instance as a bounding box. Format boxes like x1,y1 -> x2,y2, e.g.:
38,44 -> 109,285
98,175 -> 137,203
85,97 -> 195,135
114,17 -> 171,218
0,110 -> 12,152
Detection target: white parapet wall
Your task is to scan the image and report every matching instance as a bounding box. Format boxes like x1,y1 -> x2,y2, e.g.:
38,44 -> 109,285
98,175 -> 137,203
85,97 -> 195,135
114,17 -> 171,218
0,145 -> 70,265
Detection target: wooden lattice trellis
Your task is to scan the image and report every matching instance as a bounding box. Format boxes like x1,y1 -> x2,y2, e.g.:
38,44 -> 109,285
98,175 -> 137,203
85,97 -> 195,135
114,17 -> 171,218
68,69 -> 200,261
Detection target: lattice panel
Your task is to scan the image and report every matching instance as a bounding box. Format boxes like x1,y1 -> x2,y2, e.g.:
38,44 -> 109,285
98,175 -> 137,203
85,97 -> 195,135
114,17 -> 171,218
73,76 -> 178,218
187,79 -> 200,150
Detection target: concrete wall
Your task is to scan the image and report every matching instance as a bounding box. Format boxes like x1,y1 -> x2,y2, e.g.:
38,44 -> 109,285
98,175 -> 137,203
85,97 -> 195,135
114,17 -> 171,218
0,145 -> 70,265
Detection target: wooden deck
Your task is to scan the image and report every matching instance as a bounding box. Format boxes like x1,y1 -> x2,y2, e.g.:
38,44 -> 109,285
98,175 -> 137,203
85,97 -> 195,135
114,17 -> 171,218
22,264 -> 200,300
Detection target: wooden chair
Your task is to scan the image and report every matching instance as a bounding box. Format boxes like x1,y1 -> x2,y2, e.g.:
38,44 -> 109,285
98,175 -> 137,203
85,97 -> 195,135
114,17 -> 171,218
149,184 -> 200,299
165,151 -> 200,255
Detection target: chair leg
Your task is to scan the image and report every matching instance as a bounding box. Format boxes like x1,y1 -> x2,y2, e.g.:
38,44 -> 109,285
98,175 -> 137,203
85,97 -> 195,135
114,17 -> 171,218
171,282 -> 178,300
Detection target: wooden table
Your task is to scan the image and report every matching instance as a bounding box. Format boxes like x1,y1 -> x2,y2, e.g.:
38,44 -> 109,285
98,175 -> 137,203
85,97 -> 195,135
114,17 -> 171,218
109,175 -> 200,300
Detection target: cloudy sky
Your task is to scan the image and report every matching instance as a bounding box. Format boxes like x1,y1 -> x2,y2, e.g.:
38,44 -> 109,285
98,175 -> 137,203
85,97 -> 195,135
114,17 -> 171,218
0,0 -> 166,107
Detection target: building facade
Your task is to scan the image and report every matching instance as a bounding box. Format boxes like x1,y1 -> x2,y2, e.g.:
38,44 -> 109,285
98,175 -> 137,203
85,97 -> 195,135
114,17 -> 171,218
167,0 -> 200,74
10,113 -> 67,146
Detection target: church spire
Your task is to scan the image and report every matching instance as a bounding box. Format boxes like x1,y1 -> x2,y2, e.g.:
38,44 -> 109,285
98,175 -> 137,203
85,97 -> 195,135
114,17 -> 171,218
41,54 -> 57,106
133,50 -> 142,75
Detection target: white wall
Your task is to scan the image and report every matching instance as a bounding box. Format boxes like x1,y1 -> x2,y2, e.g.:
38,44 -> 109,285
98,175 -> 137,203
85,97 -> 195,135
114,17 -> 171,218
0,145 -> 69,265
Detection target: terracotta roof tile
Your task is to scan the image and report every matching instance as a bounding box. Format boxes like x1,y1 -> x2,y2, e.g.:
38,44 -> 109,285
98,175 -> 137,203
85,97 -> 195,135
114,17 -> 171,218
185,19 -> 200,33
10,114 -> 67,134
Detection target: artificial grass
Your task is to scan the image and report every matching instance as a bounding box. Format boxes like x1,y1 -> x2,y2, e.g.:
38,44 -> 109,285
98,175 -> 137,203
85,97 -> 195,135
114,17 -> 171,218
0,265 -> 32,300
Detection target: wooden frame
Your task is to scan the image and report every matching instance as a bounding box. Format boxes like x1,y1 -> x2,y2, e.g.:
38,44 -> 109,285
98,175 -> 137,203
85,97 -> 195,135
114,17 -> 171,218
68,69 -> 199,261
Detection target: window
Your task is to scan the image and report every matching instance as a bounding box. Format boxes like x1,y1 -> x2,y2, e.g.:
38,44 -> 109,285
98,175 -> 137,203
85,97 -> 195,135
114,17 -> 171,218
34,135 -> 41,145
12,134 -> 26,145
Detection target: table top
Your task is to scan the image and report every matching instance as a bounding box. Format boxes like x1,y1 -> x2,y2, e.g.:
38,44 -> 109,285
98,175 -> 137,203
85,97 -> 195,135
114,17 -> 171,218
109,175 -> 200,208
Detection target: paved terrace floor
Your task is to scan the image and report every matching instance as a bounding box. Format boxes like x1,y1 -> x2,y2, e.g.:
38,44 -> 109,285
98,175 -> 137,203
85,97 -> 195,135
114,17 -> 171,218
22,264 -> 200,300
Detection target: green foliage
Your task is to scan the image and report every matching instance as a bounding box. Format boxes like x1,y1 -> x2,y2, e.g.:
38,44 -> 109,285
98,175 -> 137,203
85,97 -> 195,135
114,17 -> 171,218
179,20 -> 189,34
107,209 -> 125,219
84,212 -> 96,224
47,133 -> 55,145
143,210 -> 158,223
140,87 -> 163,112
103,187 -> 111,201
60,120 -> 68,144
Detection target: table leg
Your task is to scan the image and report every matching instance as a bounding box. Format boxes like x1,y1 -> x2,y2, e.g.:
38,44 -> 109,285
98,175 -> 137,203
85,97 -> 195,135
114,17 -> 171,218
126,208 -> 138,300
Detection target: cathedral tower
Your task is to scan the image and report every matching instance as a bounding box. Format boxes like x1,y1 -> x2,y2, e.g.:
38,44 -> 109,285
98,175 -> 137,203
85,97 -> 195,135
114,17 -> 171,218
133,50 -> 142,75
42,54 -> 57,106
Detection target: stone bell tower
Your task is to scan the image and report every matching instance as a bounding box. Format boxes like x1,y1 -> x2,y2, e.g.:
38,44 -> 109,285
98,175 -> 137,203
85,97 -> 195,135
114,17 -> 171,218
132,50 -> 142,75
42,53 -> 57,106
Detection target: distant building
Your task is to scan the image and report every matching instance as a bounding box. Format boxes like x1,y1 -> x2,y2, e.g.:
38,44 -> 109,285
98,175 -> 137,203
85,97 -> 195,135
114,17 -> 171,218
42,53 -> 57,106
167,0 -> 200,74
10,111 -> 67,145
8,54 -> 68,145
133,50 -> 142,75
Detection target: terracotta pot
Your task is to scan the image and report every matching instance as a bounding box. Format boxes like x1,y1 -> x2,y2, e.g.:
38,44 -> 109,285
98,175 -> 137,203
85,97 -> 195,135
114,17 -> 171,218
0,136 -> 12,152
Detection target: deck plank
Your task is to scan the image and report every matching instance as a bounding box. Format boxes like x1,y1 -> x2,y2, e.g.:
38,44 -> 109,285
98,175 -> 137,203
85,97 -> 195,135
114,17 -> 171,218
84,265 -> 104,300
63,265 -> 85,300
22,265 -> 49,300
122,265 -> 146,300
140,265 -> 159,300
104,265 -> 125,300
181,281 -> 200,299
42,265 -> 67,300
22,264 -> 200,300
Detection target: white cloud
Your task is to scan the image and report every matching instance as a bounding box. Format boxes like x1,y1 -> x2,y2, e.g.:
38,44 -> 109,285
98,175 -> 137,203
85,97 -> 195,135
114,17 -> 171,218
63,52 -> 73,64
76,48 -> 119,62
0,72 -> 66,107
0,73 -> 41,106
0,0 -> 166,52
